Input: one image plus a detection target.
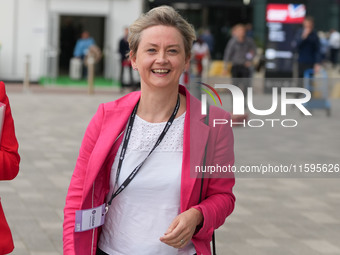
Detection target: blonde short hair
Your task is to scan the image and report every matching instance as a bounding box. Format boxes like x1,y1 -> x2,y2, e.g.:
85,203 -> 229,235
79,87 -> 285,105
128,5 -> 196,59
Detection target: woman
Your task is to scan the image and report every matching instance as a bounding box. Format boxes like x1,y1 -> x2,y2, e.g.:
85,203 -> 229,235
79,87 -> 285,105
63,6 -> 235,255
0,81 -> 20,254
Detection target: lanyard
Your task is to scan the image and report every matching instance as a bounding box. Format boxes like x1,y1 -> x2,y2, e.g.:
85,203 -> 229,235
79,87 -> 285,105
105,94 -> 180,211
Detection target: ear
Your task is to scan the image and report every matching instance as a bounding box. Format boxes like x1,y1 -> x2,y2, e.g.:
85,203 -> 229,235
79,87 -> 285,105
184,55 -> 191,71
130,51 -> 137,69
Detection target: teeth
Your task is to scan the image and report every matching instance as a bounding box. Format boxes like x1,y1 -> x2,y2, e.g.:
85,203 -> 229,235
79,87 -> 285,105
153,69 -> 169,74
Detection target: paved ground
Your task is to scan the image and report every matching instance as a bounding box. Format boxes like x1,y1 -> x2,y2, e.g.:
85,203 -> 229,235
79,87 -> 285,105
2,81 -> 340,255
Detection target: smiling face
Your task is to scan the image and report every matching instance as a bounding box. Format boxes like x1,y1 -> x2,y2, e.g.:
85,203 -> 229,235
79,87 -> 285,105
130,25 -> 190,91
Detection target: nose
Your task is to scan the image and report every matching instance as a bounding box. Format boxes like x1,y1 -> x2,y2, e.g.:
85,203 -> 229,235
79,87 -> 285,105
155,51 -> 168,64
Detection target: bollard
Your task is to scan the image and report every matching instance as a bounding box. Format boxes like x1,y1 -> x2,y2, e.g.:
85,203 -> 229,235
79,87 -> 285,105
87,56 -> 95,95
23,54 -> 30,91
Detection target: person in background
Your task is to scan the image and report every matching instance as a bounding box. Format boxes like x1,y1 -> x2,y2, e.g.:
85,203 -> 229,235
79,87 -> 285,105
192,36 -> 210,77
73,31 -> 95,78
318,31 -> 329,64
63,5 -> 235,255
293,16 -> 321,79
329,29 -> 340,68
245,23 -> 254,38
119,27 -> 134,90
0,81 -> 20,254
223,24 -> 256,100
73,31 -> 95,59
200,28 -> 214,56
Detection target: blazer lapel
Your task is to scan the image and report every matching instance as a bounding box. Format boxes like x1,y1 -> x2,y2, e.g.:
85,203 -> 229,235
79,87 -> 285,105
180,87 -> 210,211
80,86 -> 210,211
82,93 -> 141,201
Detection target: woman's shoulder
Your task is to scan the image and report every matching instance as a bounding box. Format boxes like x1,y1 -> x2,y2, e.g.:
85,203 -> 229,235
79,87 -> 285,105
209,105 -> 231,120
186,89 -> 231,120
101,91 -> 141,111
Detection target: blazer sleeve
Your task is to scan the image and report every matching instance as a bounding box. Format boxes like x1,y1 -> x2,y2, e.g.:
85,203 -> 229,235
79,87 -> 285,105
192,110 -> 235,240
0,82 -> 20,180
63,104 -> 104,254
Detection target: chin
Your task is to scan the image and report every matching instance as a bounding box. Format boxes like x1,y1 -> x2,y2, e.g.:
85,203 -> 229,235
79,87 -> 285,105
145,81 -> 179,90
150,78 -> 179,88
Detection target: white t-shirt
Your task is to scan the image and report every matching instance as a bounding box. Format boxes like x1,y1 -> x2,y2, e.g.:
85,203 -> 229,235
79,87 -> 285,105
329,31 -> 340,49
98,112 -> 196,255
192,42 -> 209,56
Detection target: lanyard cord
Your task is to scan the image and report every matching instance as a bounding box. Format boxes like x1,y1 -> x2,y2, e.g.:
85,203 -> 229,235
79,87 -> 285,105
106,94 -> 180,209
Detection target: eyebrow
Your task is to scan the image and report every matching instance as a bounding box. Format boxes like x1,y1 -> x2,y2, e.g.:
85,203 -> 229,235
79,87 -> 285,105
145,43 -> 181,48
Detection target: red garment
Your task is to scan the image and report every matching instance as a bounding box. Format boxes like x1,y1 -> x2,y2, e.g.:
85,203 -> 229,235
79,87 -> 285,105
63,85 -> 235,255
195,54 -> 205,75
0,81 -> 20,254
122,59 -> 132,67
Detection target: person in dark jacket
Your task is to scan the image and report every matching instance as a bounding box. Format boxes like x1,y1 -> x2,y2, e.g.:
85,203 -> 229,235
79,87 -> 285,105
119,27 -> 134,90
223,24 -> 256,100
294,16 -> 321,79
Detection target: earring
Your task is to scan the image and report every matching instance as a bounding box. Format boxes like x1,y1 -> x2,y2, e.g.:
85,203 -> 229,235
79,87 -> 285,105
134,67 -> 138,71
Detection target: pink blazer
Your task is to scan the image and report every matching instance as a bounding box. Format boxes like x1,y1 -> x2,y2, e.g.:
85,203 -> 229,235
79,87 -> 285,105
63,85 -> 235,255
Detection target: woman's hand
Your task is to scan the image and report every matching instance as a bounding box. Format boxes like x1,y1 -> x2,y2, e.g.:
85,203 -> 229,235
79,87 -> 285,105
160,208 -> 203,248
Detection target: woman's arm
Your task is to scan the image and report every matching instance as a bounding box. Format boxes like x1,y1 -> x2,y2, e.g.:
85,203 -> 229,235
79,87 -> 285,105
63,104 -> 104,254
192,110 -> 235,239
161,109 -> 235,248
0,82 -> 20,180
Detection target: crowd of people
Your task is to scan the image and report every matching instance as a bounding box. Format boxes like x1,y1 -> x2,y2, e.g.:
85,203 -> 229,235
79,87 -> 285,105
64,11 -> 340,92
190,18 -> 340,78
69,14 -> 340,95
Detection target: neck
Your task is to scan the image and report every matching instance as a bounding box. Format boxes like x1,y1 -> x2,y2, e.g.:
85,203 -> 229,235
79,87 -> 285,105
137,85 -> 185,123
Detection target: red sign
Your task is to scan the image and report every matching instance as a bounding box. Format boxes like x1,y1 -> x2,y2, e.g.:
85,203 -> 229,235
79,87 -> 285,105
266,4 -> 306,24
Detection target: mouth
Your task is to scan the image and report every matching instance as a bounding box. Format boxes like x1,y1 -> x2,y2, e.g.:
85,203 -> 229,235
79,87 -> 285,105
151,69 -> 170,74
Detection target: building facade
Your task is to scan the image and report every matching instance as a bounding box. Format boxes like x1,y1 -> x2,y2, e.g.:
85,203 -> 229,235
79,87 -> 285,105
0,0 -> 142,82
0,0 -> 339,82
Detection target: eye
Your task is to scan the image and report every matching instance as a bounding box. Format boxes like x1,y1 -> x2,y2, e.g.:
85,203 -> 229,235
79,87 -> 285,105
168,49 -> 178,54
147,48 -> 156,53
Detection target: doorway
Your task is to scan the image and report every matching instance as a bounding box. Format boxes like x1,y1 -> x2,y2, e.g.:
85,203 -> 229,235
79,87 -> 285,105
58,15 -> 106,76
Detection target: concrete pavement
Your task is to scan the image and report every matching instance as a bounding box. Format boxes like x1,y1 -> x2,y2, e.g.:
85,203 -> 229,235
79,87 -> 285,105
2,83 -> 340,255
